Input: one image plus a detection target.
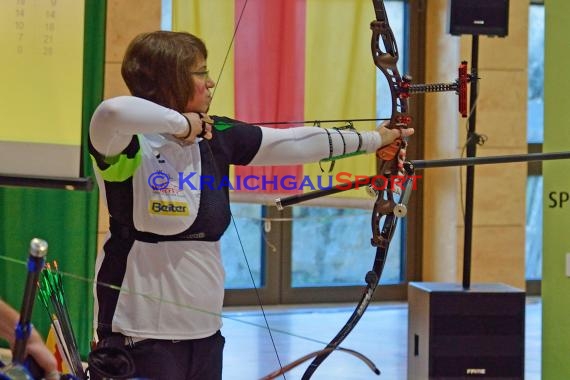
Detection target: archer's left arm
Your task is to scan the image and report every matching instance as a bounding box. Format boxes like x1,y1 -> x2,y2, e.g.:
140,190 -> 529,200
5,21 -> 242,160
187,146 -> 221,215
249,126 -> 382,166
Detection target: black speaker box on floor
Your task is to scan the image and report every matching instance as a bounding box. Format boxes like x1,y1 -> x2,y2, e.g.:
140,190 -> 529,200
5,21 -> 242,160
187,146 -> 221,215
408,282 -> 525,380
448,0 -> 509,37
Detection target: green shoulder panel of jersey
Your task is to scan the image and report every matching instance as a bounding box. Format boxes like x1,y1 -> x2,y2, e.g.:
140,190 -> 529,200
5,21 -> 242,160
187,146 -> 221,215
213,120 -> 234,131
91,149 -> 142,182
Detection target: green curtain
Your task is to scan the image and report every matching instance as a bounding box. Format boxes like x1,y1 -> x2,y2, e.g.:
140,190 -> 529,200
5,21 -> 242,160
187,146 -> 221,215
0,188 -> 98,357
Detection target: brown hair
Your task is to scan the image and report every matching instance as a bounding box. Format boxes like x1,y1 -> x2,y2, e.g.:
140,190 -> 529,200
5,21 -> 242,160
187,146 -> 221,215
121,31 -> 208,112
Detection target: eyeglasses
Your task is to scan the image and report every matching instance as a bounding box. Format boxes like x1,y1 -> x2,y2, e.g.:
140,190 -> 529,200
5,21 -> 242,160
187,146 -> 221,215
190,70 -> 210,80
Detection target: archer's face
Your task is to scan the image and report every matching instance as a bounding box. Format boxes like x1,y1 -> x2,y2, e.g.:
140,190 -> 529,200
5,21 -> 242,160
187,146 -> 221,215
185,57 -> 215,113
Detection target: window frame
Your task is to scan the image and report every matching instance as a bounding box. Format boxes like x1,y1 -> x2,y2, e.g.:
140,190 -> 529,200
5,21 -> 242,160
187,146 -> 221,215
223,0 -> 425,306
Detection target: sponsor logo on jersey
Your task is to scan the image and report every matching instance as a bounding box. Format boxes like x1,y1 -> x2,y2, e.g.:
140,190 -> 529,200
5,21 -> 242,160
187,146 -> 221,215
149,200 -> 189,216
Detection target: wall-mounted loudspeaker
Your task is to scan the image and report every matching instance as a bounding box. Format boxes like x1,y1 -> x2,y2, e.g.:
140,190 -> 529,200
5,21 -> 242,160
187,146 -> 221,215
448,0 -> 509,37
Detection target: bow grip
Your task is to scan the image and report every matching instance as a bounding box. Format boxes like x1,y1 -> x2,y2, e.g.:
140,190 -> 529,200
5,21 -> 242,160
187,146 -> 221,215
376,139 -> 402,161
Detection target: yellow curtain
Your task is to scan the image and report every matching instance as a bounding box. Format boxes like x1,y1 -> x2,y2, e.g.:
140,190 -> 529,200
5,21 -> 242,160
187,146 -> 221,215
303,0 -> 377,200
172,0 -> 235,117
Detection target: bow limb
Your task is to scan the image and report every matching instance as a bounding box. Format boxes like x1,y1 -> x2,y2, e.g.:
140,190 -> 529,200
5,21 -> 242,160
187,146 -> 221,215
370,0 -> 410,173
260,347 -> 380,380
299,213 -> 405,380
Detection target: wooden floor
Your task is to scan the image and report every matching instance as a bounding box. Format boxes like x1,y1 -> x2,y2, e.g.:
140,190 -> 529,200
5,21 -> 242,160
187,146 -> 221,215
0,298 -> 540,379
222,297 -> 541,379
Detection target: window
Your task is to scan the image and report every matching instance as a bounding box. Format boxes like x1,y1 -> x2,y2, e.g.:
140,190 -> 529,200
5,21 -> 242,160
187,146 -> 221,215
221,203 -> 264,289
527,3 -> 544,145
291,207 -> 404,287
526,2 -> 544,281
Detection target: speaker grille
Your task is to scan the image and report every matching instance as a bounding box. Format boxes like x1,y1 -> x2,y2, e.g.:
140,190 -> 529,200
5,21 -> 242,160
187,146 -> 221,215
448,0 -> 509,37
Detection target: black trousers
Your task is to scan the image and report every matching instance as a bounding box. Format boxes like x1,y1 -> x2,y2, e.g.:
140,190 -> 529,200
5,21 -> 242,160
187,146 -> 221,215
127,331 -> 225,380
